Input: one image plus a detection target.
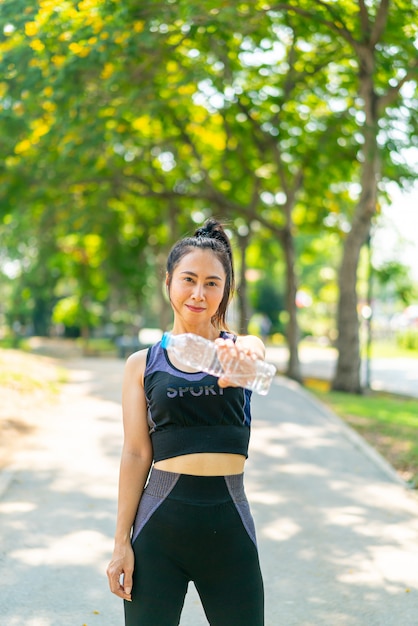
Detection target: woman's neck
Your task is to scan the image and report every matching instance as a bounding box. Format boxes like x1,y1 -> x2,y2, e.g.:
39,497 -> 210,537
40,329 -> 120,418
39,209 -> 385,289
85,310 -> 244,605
171,321 -> 220,341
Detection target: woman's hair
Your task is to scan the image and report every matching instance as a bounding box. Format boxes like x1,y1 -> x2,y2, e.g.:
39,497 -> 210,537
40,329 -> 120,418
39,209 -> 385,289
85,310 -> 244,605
166,219 -> 235,329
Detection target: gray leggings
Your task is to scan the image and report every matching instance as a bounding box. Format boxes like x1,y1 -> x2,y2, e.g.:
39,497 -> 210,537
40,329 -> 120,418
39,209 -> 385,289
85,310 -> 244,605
124,468 -> 264,626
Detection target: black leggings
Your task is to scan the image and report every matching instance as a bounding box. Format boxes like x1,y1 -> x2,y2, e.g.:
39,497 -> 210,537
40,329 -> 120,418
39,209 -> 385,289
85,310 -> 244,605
124,468 -> 264,626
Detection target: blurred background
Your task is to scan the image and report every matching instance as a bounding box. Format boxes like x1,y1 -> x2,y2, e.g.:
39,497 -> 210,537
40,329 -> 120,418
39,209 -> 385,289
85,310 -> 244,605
0,0 -> 417,392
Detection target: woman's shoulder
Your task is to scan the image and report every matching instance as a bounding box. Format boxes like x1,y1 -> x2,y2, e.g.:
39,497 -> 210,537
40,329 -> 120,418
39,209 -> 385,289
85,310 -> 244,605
125,347 -> 149,378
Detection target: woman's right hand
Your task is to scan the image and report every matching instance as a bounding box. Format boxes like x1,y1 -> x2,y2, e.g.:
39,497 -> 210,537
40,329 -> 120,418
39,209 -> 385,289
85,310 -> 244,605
106,543 -> 135,601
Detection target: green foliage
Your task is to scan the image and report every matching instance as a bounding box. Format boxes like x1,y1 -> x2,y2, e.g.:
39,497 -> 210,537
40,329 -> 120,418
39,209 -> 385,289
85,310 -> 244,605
0,0 -> 417,361
396,329 -> 418,351
249,279 -> 285,333
374,260 -> 417,305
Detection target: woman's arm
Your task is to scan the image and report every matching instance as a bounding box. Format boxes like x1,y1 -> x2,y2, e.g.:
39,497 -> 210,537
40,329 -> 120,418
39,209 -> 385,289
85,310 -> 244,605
106,349 -> 153,601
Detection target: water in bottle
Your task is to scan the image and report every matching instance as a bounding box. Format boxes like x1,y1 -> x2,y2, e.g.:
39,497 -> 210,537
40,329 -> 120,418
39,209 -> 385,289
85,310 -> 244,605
161,332 -> 276,395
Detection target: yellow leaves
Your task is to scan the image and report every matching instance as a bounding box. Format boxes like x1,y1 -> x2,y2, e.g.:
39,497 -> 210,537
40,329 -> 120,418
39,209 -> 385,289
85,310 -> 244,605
188,107 -> 207,125
60,233 -> 104,267
43,86 -> 53,97
178,84 -> 195,96
69,42 -> 90,57
52,55 -> 66,68
43,101 -> 56,113
14,114 -> 54,154
59,31 -> 72,42
64,6 -> 79,21
199,128 -> 226,151
166,60 -> 178,74
101,62 -> 114,80
78,0 -> 98,10
31,118 -> 51,141
24,22 -> 39,37
99,106 -> 116,118
92,19 -> 105,34
132,116 -> 151,133
30,39 -> 45,52
0,82 -> 7,97
14,139 -> 32,155
133,21 -> 145,33
167,32 -> 184,46
186,116 -> 226,151
114,32 -> 130,45
30,56 -> 55,74
39,0 -> 57,10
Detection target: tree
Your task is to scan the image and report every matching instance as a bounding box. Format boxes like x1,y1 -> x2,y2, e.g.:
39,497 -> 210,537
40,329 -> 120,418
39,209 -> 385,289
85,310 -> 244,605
273,0 -> 418,391
1,1 -> 416,392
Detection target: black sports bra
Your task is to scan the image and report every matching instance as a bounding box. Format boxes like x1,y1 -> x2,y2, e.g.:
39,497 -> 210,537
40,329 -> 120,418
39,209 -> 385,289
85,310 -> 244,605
144,332 -> 252,462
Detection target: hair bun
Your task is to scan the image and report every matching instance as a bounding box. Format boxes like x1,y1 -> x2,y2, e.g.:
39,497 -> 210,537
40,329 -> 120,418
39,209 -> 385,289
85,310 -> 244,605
194,219 -> 225,242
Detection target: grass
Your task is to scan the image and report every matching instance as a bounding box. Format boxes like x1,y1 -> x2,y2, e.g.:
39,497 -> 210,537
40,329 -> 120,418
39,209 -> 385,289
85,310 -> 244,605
298,337 -> 418,360
306,378 -> 418,488
361,338 -> 418,359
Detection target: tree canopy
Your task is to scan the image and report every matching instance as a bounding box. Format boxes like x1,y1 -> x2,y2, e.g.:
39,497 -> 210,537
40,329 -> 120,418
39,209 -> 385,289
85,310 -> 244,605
1,0 -> 417,389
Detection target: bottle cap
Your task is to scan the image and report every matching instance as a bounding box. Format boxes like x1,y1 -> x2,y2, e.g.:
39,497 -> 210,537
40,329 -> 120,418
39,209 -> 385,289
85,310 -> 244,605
161,332 -> 171,349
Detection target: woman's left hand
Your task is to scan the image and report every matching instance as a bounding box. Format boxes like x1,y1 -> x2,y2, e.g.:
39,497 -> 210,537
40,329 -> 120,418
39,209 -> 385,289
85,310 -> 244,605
215,338 -> 258,388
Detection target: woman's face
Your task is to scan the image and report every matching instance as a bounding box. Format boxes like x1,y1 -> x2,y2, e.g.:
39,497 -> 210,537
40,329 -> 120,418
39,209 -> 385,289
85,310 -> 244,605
167,249 -> 226,327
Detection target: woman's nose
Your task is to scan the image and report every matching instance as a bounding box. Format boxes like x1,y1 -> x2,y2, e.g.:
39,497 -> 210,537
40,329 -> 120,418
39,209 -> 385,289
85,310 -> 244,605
192,284 -> 205,300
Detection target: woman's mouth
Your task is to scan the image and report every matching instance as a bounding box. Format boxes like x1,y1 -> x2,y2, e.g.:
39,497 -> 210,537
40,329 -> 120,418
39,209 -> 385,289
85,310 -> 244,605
185,304 -> 206,313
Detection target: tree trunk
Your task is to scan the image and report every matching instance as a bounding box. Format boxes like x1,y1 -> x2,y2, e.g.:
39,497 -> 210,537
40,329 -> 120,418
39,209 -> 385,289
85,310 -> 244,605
81,324 -> 90,356
332,51 -> 379,392
332,229 -> 364,392
236,230 -> 250,335
282,227 -> 302,382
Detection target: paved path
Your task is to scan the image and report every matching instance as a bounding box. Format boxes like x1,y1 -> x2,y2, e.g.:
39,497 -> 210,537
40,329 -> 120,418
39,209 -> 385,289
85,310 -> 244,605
265,346 -> 418,399
1,358 -> 418,625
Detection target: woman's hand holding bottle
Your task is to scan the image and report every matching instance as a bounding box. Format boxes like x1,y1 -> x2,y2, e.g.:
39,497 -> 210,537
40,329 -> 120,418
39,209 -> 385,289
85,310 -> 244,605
215,337 -> 260,389
161,332 -> 276,395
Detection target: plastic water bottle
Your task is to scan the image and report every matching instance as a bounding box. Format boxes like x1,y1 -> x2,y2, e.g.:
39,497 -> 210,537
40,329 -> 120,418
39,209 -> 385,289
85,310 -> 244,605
161,332 -> 276,395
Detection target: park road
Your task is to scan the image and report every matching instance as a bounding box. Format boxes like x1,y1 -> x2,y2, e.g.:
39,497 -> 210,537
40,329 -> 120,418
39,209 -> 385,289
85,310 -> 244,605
1,356 -> 418,626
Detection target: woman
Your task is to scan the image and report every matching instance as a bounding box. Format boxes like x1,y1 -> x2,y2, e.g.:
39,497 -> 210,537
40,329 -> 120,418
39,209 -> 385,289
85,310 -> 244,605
107,219 -> 265,625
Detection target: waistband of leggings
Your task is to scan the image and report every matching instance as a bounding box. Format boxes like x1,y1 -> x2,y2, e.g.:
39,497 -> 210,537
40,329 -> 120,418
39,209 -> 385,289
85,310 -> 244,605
145,468 -> 246,505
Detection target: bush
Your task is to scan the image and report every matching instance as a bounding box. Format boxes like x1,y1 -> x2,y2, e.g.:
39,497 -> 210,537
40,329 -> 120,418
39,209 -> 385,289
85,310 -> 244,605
397,329 -> 418,351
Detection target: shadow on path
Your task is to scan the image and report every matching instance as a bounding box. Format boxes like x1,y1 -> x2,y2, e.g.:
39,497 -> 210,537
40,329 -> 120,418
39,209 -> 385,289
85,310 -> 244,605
1,358 -> 418,626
